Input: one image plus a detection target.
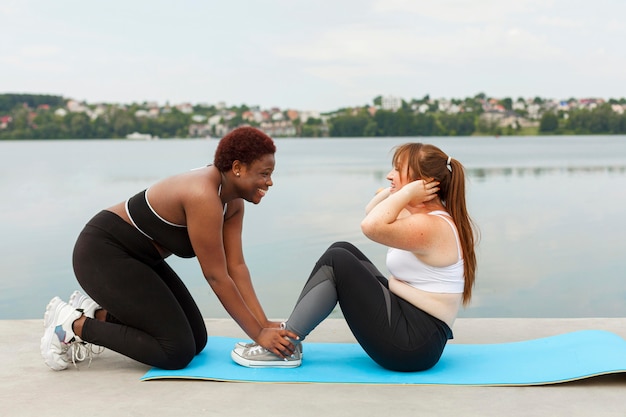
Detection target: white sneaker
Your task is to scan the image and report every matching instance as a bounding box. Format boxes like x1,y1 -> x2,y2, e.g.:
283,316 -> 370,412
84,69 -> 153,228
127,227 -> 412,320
40,297 -> 83,371
68,290 -> 100,319
231,342 -> 302,368
68,290 -> 105,364
233,341 -> 302,356
233,341 -> 255,350
233,323 -> 303,356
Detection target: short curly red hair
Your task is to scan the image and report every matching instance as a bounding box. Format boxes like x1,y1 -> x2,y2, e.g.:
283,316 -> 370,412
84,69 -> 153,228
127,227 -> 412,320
214,127 -> 276,172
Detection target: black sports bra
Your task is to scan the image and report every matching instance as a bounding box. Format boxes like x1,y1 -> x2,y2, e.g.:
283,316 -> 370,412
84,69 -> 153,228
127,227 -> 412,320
126,166 -> 227,258
126,189 -> 196,258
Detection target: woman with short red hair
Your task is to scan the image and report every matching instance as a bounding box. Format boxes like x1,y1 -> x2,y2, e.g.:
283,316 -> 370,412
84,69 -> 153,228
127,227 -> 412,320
41,126 -> 299,371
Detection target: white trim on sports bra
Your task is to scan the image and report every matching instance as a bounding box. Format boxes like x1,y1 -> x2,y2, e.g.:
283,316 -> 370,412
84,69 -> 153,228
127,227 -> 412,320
144,187 -> 187,228
124,198 -> 155,241
125,181 -> 228,239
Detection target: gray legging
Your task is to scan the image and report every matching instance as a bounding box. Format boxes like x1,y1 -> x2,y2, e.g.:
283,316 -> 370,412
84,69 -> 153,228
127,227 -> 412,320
72,210 -> 207,370
285,241 -> 452,372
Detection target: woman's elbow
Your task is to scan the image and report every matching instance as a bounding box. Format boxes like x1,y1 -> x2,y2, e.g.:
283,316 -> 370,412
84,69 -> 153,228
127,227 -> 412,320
360,219 -> 375,238
203,272 -> 222,289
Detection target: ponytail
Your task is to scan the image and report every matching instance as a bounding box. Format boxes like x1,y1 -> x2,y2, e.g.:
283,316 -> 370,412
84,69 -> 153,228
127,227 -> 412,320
444,158 -> 478,306
393,143 -> 478,305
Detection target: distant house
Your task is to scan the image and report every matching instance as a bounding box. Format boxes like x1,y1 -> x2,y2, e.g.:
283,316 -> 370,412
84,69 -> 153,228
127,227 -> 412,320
381,95 -> 402,112
208,114 -> 223,126
214,124 -> 230,137
298,110 -> 321,122
526,104 -> 542,120
415,103 -> 429,114
242,110 -> 266,124
448,104 -> 461,114
0,115 -> 13,129
92,105 -> 107,120
67,100 -> 88,113
242,111 -> 255,122
176,103 -> 194,114
54,108 -> 68,117
512,101 -> 526,112
188,123 -> 212,138
480,110 -> 537,129
191,114 -> 207,123
260,120 -> 296,137
286,109 -> 299,121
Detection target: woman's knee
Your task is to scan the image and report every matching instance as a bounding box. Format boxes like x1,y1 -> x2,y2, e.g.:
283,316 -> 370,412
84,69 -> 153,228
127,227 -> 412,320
318,246 -> 353,267
328,241 -> 356,252
327,241 -> 370,263
159,344 -> 197,370
195,331 -> 208,355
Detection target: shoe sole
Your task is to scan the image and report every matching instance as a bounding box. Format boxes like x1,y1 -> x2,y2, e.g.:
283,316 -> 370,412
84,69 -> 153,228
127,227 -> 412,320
230,350 -> 302,368
41,297 -> 68,371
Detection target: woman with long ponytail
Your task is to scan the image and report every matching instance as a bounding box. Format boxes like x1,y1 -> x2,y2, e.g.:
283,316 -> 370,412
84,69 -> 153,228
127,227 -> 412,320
232,143 -> 478,372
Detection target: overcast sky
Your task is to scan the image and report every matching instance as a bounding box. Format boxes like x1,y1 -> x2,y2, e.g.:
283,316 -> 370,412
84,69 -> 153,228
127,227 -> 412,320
2,0 -> 625,111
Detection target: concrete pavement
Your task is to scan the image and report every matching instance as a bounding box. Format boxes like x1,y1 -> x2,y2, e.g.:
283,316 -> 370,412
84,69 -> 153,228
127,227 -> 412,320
1,318 -> 625,417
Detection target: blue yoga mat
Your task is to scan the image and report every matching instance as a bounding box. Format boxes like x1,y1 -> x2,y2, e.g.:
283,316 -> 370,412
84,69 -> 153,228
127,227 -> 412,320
141,330 -> 626,386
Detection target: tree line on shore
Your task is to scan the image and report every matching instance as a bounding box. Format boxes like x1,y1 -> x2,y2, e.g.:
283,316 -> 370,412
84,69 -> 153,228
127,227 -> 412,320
2,93 -> 626,140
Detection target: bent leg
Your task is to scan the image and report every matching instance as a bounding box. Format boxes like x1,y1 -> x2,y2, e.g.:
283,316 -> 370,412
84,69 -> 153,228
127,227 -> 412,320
285,242 -> 386,340
72,213 -> 204,370
286,241 -> 451,371
152,260 -> 207,355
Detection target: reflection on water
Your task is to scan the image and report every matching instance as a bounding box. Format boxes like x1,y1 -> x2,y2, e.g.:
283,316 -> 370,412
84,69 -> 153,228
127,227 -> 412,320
469,165 -> 626,179
1,136 -> 625,320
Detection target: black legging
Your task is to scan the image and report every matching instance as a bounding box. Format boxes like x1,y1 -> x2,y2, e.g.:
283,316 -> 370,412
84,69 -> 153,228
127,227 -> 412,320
285,241 -> 452,372
72,210 -> 207,370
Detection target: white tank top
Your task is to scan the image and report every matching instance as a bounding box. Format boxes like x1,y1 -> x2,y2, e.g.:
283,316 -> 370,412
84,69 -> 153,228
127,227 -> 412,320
386,210 -> 464,293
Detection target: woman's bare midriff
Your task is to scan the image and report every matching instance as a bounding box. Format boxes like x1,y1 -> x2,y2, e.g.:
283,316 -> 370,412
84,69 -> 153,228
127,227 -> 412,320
388,275 -> 462,328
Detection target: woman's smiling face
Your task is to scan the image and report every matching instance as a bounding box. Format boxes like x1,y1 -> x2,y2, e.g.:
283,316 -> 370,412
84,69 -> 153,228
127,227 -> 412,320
239,153 -> 275,204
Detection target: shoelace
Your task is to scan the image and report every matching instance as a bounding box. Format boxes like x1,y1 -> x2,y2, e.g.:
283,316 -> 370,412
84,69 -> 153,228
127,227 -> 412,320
245,343 -> 301,359
246,344 -> 267,356
67,341 -> 105,368
241,322 -> 299,358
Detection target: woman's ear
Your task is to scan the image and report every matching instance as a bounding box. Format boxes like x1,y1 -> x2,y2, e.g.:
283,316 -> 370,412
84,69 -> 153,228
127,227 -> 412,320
231,160 -> 242,177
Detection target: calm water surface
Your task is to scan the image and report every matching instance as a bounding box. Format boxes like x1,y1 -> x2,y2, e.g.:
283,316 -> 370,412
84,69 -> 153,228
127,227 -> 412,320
1,136 -> 625,319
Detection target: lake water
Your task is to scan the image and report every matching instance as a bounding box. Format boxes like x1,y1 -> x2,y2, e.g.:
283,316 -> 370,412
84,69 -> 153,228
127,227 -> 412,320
1,136 -> 625,320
